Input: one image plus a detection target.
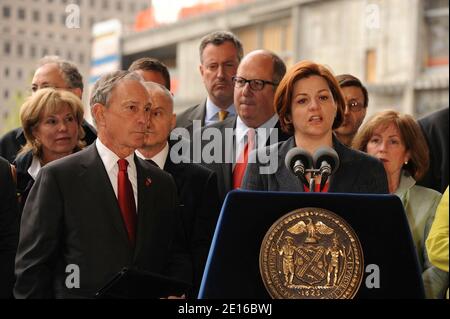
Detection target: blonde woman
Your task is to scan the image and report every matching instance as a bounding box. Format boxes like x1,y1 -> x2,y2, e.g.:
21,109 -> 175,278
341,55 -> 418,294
14,88 -> 85,213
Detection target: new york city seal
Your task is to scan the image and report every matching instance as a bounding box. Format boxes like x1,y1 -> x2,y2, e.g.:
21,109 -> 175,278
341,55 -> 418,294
260,208 -> 364,299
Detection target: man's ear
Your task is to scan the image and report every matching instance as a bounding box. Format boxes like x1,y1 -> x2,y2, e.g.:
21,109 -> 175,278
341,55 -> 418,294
71,87 -> 83,100
199,64 -> 204,78
92,103 -> 106,127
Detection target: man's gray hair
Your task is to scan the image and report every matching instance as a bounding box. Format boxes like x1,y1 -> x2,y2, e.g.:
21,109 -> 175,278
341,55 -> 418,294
90,70 -> 143,109
38,55 -> 84,91
199,31 -> 243,63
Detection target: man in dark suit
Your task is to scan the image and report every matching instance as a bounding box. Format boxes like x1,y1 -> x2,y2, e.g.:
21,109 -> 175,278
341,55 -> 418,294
136,82 -> 220,298
14,71 -> 191,298
189,50 -> 290,203
0,56 -> 96,163
0,156 -> 19,298
417,107 -> 449,193
176,31 -> 243,136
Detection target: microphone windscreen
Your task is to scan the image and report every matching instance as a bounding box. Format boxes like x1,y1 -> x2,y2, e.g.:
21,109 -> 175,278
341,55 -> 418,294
313,147 -> 340,175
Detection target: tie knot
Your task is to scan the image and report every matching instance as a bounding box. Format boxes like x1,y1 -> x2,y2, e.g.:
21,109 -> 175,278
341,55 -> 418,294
218,110 -> 229,121
118,159 -> 129,172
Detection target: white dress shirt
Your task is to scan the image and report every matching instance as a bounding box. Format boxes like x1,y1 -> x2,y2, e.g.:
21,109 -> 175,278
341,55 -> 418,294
135,142 -> 169,170
234,114 -> 279,168
96,139 -> 138,209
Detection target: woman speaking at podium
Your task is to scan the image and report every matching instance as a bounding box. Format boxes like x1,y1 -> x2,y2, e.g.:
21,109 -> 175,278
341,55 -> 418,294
242,61 -> 388,194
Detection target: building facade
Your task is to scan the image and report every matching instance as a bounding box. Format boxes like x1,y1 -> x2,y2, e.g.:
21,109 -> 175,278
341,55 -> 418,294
0,0 -> 151,133
122,0 -> 449,118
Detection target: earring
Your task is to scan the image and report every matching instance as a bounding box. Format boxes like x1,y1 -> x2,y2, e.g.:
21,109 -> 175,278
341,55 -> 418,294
404,161 -> 408,165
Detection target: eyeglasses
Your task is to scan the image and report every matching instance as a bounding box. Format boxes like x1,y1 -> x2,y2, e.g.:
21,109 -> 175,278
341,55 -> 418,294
346,99 -> 365,112
232,76 -> 278,91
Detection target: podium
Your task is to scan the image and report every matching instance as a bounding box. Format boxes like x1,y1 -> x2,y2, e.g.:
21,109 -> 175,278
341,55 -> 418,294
198,190 -> 425,299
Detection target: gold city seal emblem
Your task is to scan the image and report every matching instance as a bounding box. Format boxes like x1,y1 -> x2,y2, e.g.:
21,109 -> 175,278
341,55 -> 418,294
260,208 -> 364,299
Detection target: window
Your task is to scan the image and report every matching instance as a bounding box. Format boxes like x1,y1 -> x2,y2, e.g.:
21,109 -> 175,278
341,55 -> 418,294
4,67 -> 9,78
42,48 -> 48,56
47,12 -> 54,24
17,69 -> 23,80
129,2 -> 136,12
17,43 -> 24,57
67,51 -> 73,61
79,52 -> 85,64
3,6 -> 11,18
116,1 -> 122,11
425,0 -> 449,67
30,45 -> 36,58
365,49 -> 377,83
18,8 -> 26,20
4,42 -> 11,55
33,10 -> 40,22
4,90 -> 9,100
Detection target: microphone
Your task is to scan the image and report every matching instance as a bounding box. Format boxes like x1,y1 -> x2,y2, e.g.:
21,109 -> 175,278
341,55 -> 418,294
285,148 -> 313,185
313,147 -> 339,191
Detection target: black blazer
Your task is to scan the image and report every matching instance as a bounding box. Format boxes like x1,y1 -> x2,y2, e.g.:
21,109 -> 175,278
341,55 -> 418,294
14,144 -> 191,298
13,150 -> 34,216
0,120 -> 97,163
242,136 -> 389,194
0,156 -> 19,298
196,116 -> 291,203
164,142 -> 220,297
417,107 -> 449,193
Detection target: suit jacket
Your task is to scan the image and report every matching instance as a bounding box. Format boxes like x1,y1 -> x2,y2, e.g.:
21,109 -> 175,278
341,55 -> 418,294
417,107 -> 449,193
164,141 -> 220,297
175,100 -> 208,138
0,156 -> 19,298
13,150 -> 34,216
242,136 -> 389,194
175,100 -> 237,138
0,120 -> 97,163
195,116 -> 292,203
14,144 -> 191,298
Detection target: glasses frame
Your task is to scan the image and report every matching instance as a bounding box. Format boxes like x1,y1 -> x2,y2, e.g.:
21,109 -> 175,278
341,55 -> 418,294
232,76 -> 278,91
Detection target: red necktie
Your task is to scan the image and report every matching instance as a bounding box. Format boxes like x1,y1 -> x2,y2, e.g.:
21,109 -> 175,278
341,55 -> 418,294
233,129 -> 255,189
117,159 -> 137,246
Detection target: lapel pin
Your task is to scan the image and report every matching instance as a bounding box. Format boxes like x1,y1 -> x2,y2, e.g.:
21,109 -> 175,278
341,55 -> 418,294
145,177 -> 152,187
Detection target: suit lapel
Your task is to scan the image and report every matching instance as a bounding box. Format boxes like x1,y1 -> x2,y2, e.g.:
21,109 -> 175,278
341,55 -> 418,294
328,136 -> 356,192
275,137 -> 305,192
133,156 -> 157,260
222,117 -> 236,193
79,144 -> 131,248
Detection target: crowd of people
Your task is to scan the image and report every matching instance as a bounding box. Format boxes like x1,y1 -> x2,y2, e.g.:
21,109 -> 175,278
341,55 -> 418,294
0,30 -> 448,299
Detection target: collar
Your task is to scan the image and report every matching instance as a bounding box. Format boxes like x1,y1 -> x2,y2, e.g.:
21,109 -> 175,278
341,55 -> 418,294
135,142 -> 169,169
235,114 -> 279,148
205,97 -> 236,122
27,155 -> 42,180
394,170 -> 416,199
95,138 -> 136,174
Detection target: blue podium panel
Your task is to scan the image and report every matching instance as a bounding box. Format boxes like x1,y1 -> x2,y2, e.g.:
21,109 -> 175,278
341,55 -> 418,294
199,190 -> 424,299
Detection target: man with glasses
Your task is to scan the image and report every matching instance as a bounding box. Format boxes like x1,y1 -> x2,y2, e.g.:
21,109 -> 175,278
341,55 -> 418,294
195,50 -> 290,203
0,56 -> 97,163
333,74 -> 369,147
176,31 -> 243,137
